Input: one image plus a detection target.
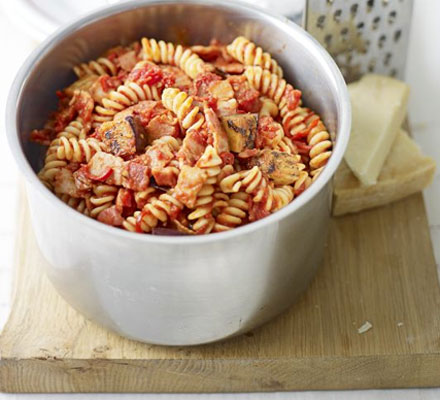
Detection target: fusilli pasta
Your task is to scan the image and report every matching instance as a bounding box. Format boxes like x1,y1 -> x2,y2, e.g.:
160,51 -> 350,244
227,36 -> 283,77
32,35 -> 333,235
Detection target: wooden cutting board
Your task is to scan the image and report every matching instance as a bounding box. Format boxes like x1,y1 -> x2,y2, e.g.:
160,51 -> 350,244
1,189 -> 440,393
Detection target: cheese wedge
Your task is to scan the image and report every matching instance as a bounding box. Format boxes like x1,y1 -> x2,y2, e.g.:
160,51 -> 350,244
345,74 -> 410,185
333,130 -> 435,216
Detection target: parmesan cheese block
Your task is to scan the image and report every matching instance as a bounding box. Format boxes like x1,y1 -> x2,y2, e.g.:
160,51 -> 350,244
345,74 -> 410,185
333,130 -> 435,216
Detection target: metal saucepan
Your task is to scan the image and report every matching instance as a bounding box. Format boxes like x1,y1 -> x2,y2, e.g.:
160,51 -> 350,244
6,0 -> 350,345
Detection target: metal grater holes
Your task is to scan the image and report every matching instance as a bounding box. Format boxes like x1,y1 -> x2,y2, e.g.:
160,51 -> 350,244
384,52 -> 392,66
388,10 -> 397,24
316,15 -> 326,29
324,34 -> 332,47
306,0 -> 413,81
367,0 -> 375,12
350,4 -> 358,16
341,27 -> 349,42
372,16 -> 380,30
357,21 -> 365,34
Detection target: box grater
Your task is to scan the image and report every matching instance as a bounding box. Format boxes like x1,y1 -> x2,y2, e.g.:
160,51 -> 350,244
285,0 -> 414,83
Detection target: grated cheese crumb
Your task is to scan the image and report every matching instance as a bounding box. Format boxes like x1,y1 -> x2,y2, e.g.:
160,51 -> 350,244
357,321 -> 373,334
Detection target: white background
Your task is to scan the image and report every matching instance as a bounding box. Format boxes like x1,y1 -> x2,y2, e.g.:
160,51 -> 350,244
1,0 -> 439,398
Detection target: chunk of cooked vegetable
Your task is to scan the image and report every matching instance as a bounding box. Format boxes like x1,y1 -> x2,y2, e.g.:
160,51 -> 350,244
250,149 -> 304,185
100,116 -> 147,157
220,113 -> 258,153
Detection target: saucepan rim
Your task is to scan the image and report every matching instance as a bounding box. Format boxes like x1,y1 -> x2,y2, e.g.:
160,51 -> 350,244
6,0 -> 351,244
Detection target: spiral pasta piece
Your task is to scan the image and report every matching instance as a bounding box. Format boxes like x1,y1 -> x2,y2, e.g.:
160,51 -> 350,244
244,66 -> 288,105
54,137 -> 103,163
56,119 -> 86,140
93,81 -> 161,126
281,107 -> 313,138
227,36 -> 283,77
293,171 -> 312,193
38,119 -> 86,185
73,57 -> 117,78
214,192 -> 250,232
161,88 -> 205,132
90,185 -> 118,218
274,136 -> 297,154
220,166 -> 273,211
188,146 -> 223,233
307,120 -> 332,170
141,38 -> 206,79
272,186 -> 294,211
122,193 -> 184,233
57,193 -> 90,216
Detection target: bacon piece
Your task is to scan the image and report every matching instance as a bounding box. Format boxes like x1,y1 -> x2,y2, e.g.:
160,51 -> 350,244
228,75 -> 260,113
144,139 -> 177,186
89,75 -> 122,104
146,112 -> 180,142
190,44 -> 222,61
173,165 -> 207,208
73,165 -> 93,192
177,129 -> 207,166
54,168 -> 86,198
116,188 -> 135,213
256,115 -> 282,148
152,167 -> 178,187
53,103 -> 76,133
160,65 -> 192,91
145,141 -> 175,171
71,90 -> 94,125
121,161 -> 150,191
207,80 -> 238,117
97,205 -> 124,226
114,100 -> 158,125
214,57 -> 244,74
117,50 -> 137,71
87,152 -> 124,185
128,62 -> 174,87
208,80 -> 234,100
204,106 -> 229,154
193,72 -> 222,98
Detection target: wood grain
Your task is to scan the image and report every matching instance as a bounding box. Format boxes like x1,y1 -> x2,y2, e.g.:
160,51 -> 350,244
1,191 -> 440,393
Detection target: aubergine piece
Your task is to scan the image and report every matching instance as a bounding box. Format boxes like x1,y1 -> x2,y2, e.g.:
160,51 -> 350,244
250,149 -> 304,185
220,113 -> 258,153
100,115 -> 147,157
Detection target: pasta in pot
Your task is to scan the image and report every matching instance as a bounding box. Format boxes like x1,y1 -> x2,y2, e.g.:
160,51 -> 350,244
31,36 -> 333,235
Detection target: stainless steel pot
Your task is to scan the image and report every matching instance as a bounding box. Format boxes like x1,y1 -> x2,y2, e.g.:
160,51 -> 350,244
6,0 -> 350,346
